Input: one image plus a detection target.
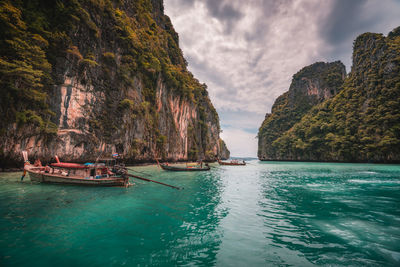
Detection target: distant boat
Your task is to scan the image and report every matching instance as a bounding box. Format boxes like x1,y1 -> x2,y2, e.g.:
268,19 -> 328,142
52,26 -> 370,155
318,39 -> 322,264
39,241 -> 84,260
21,151 -> 129,186
218,159 -> 246,166
155,158 -> 210,171
156,159 -> 210,172
159,162 -> 210,171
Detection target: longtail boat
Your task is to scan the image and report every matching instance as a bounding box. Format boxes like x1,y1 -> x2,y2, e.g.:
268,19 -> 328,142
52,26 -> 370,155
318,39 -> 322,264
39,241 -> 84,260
159,163 -> 210,171
218,159 -> 246,166
21,151 -> 129,186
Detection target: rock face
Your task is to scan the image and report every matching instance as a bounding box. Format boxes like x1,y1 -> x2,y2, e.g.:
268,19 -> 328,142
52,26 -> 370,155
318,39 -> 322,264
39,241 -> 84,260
218,139 -> 230,160
258,27 -> 400,162
258,61 -> 346,160
0,0 -> 229,168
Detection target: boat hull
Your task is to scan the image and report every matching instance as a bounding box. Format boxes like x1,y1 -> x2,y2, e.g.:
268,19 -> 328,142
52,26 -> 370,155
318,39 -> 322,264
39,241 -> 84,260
218,162 -> 246,166
27,169 -> 127,186
218,160 -> 246,166
160,164 -> 210,171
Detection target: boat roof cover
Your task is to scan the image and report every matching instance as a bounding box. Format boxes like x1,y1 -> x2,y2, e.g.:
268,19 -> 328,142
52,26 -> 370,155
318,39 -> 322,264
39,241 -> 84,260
51,163 -> 89,169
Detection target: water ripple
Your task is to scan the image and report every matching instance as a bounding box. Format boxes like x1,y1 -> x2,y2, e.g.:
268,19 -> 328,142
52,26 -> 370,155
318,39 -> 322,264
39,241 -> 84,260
1,162 -> 400,266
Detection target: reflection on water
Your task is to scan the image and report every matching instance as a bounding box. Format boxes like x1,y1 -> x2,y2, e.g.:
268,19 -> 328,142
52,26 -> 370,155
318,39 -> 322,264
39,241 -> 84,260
1,162 -> 400,266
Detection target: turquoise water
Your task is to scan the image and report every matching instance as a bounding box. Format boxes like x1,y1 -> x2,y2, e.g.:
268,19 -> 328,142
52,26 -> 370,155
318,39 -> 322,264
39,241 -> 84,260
1,161 -> 400,266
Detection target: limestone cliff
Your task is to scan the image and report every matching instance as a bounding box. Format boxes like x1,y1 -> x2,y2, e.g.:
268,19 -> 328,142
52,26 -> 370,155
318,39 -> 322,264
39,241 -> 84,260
0,0 -> 229,168
218,139 -> 230,160
258,61 -> 346,160
258,27 -> 400,162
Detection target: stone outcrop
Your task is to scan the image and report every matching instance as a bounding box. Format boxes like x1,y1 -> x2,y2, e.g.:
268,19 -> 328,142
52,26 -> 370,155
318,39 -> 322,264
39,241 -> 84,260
258,27 -> 400,163
218,139 -> 230,160
0,0 -> 229,168
258,61 -> 346,160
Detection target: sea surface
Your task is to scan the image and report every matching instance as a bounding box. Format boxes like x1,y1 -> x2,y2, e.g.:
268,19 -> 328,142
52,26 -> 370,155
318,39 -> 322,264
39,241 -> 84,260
1,161 -> 400,266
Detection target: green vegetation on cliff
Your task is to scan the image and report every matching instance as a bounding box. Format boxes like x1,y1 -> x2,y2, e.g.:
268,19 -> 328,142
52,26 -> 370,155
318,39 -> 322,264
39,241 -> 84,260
0,1 -> 56,134
258,61 -> 346,160
0,0 -> 215,122
258,27 -> 400,162
0,0 -> 228,166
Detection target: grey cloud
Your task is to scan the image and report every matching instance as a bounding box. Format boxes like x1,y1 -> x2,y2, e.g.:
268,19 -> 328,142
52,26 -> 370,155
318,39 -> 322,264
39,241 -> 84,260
319,0 -> 400,70
165,0 -> 196,9
185,54 -> 254,106
259,0 -> 292,15
185,54 -> 233,90
244,0 -> 299,42
247,50 -> 264,69
320,0 -> 368,46
244,23 -> 269,42
203,0 -> 243,31
167,0 -> 243,32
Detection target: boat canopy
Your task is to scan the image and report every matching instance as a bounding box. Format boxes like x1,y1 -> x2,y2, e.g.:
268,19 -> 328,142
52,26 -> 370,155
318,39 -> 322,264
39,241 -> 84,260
51,163 -> 89,169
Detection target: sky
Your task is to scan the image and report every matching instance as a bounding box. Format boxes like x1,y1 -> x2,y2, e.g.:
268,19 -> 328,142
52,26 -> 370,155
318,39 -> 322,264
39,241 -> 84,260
163,0 -> 400,157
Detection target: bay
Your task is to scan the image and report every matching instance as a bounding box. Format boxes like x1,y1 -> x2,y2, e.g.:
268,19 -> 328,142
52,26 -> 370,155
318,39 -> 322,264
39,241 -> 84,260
1,161 -> 400,266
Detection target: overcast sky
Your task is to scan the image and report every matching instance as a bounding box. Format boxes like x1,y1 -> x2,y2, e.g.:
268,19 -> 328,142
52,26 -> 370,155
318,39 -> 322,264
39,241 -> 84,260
163,0 -> 400,157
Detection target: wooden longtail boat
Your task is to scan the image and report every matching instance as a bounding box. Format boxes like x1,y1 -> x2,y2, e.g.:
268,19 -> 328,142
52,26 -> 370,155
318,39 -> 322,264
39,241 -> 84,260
24,163 -> 128,186
22,152 -> 129,186
160,164 -> 210,171
218,159 -> 246,166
